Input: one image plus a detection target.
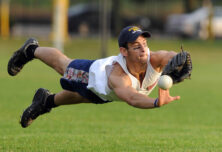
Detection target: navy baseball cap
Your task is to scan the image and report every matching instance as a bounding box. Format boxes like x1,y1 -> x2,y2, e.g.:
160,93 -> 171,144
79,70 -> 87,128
118,26 -> 151,48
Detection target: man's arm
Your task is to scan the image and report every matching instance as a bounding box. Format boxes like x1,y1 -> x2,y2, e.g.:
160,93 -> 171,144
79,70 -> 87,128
151,50 -> 177,72
108,63 -> 179,109
109,73 -> 156,109
152,49 -> 192,84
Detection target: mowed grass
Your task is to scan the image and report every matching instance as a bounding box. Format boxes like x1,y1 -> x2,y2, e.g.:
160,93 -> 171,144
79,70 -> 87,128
0,37 -> 222,152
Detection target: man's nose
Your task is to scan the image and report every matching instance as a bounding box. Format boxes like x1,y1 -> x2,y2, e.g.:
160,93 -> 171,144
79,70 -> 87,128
141,45 -> 146,52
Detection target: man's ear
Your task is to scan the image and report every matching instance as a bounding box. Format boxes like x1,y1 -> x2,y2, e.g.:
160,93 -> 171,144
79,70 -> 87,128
120,47 -> 128,57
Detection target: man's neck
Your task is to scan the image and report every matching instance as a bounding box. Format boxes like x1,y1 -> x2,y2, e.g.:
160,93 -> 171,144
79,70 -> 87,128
126,61 -> 147,84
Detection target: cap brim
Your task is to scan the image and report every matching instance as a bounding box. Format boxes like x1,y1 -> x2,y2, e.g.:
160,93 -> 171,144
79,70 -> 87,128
127,31 -> 151,43
141,31 -> 151,38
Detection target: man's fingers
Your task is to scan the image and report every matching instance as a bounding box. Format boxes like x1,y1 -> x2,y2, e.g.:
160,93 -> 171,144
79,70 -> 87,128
172,96 -> 180,101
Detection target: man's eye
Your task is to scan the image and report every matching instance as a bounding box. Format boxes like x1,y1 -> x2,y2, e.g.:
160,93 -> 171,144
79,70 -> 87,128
133,46 -> 140,50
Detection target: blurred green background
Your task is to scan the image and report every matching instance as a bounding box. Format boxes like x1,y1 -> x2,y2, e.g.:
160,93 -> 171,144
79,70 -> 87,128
5,0 -> 222,40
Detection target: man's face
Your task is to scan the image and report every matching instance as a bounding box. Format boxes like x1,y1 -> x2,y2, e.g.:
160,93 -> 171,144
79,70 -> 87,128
126,36 -> 148,64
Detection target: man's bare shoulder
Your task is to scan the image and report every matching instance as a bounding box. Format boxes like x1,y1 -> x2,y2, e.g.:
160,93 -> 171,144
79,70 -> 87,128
108,62 -> 131,89
110,62 -> 126,76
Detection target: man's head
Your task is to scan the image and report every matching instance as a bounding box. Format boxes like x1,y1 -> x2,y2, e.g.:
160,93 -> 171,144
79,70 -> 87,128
118,26 -> 151,64
118,26 -> 151,49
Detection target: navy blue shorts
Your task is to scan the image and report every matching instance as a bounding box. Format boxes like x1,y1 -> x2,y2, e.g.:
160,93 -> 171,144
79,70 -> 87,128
60,59 -> 111,104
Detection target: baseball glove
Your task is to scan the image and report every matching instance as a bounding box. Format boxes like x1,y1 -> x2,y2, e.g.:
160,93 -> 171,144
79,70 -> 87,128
162,46 -> 192,84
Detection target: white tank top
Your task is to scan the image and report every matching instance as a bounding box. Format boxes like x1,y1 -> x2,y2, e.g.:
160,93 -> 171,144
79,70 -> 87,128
87,48 -> 161,101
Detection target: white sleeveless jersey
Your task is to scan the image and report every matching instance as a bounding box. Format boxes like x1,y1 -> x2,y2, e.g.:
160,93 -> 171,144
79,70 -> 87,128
87,48 -> 161,101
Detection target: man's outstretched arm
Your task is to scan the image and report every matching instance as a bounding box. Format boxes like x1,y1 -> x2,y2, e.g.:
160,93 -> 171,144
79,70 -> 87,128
112,82 -> 180,109
108,64 -> 180,109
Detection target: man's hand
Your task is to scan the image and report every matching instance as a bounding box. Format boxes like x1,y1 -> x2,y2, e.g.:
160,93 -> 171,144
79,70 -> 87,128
158,88 -> 180,107
162,48 -> 192,84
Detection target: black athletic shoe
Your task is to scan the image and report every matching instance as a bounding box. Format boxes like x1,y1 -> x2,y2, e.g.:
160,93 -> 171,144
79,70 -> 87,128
8,38 -> 39,76
20,88 -> 51,128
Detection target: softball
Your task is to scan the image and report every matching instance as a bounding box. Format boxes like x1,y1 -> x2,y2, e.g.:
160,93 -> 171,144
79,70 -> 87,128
158,75 -> 173,90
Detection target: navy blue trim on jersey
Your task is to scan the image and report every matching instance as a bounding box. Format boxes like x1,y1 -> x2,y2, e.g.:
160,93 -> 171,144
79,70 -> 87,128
60,59 -> 111,104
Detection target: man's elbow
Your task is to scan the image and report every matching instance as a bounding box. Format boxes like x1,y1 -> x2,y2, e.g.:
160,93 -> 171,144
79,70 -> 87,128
169,51 -> 177,58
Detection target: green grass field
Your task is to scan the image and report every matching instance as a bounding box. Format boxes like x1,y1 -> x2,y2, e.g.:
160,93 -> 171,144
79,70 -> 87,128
0,37 -> 222,152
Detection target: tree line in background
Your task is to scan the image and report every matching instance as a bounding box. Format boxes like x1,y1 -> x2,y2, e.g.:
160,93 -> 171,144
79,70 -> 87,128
4,0 -> 222,38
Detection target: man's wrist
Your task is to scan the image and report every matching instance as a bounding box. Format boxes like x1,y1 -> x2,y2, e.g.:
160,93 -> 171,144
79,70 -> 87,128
154,98 -> 159,107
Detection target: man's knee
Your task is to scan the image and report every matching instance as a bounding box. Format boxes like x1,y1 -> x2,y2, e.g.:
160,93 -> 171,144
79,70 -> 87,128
60,58 -> 72,75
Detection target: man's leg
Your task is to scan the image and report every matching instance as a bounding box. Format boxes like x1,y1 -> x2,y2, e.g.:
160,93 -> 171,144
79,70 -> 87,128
34,47 -> 71,75
8,38 -> 71,76
54,90 -> 90,105
20,88 -> 89,128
